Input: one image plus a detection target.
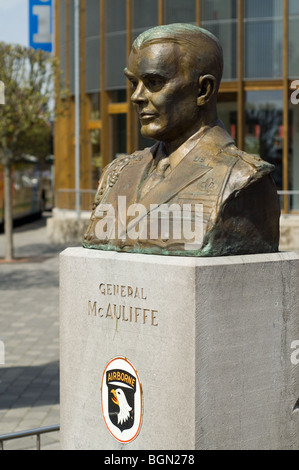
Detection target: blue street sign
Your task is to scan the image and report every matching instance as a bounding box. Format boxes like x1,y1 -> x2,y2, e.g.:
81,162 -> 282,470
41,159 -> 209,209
29,0 -> 53,52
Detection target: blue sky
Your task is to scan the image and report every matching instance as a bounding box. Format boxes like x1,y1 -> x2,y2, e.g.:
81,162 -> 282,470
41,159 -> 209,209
0,0 -> 29,47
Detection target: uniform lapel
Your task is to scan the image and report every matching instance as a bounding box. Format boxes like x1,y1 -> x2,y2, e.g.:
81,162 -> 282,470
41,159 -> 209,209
138,139 -> 214,209
121,124 -> 235,237
138,123 -> 235,210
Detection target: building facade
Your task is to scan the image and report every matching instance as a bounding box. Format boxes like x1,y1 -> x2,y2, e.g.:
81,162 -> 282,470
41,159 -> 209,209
54,0 -> 299,214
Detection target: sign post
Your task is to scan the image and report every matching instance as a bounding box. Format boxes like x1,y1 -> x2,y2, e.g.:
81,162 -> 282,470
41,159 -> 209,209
29,0 -> 53,53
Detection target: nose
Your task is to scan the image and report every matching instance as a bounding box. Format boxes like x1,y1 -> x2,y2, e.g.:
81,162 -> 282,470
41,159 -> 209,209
131,81 -> 147,105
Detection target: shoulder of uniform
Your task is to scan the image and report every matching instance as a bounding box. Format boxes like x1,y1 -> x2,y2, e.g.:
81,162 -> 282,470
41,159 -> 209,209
107,147 -> 151,170
105,148 -> 150,176
219,144 -> 276,203
223,143 -> 275,174
92,148 -> 152,207
94,154 -> 131,199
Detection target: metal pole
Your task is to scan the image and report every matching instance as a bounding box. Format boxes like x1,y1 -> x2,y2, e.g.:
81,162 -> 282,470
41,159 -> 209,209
36,433 -> 41,450
74,0 -> 81,217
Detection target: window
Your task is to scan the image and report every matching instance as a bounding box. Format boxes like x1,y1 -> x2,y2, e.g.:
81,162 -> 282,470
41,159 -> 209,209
289,0 -> 299,78
217,94 -> 238,141
85,0 -> 100,93
201,0 -> 237,80
111,114 -> 127,157
245,90 -> 283,190
110,90 -> 127,104
164,0 -> 196,24
132,0 -> 158,42
90,93 -> 100,120
244,0 -> 283,79
90,129 -> 102,188
105,0 -> 127,90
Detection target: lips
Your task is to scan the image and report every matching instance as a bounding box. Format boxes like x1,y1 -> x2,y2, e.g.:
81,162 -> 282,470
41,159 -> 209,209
139,108 -> 156,116
139,112 -> 157,122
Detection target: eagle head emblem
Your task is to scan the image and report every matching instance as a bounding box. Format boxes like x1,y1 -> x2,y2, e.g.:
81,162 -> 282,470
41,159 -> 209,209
111,388 -> 132,425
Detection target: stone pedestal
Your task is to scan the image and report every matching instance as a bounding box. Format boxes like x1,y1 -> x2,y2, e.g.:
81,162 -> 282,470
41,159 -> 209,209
60,248 -> 299,450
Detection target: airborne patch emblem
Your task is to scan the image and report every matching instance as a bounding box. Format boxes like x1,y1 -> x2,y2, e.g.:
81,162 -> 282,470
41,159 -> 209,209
101,357 -> 143,443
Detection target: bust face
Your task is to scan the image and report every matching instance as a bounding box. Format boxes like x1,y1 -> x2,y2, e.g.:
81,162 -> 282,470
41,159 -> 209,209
125,42 -> 201,148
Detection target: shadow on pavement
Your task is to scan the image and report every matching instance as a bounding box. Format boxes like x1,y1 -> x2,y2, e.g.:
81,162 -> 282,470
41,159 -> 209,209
0,268 -> 60,290
0,213 -> 75,261
0,361 -> 59,410
12,216 -> 48,233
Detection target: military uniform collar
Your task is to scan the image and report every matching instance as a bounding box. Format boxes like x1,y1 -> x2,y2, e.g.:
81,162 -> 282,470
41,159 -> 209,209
153,119 -> 225,173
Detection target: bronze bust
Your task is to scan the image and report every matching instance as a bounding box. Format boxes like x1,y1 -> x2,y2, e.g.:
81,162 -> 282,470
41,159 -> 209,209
83,24 -> 280,257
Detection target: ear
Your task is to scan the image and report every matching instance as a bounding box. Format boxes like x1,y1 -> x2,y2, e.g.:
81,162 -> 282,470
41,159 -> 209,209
197,74 -> 217,107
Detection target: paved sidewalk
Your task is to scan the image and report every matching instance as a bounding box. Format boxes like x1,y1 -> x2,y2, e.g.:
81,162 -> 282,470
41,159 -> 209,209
0,214 -> 78,450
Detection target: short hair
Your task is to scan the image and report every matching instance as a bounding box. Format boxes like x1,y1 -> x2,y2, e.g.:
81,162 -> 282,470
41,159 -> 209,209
132,23 -> 223,88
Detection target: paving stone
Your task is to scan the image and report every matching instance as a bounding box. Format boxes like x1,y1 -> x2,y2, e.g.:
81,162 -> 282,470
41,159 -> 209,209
0,214 -> 76,450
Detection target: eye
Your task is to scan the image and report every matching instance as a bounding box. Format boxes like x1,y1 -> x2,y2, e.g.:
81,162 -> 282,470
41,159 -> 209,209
130,79 -> 138,91
145,76 -> 166,92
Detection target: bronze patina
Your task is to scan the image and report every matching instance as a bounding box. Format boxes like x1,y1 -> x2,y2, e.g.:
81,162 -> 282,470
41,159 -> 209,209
83,23 -> 280,256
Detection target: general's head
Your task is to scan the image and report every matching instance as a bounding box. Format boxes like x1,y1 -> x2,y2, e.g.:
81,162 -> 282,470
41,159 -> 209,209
124,23 -> 223,150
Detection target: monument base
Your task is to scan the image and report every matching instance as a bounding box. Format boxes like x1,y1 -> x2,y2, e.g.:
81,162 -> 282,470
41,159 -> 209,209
60,248 -> 299,450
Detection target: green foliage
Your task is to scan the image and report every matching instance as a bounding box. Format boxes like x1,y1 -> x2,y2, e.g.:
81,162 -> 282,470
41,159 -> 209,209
0,42 -> 64,163
15,121 -> 52,159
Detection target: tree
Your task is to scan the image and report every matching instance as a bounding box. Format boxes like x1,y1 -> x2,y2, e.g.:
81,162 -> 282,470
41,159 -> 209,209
0,43 -> 63,260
